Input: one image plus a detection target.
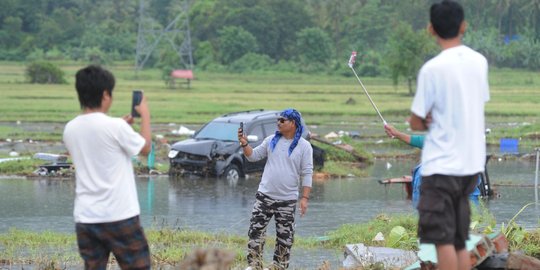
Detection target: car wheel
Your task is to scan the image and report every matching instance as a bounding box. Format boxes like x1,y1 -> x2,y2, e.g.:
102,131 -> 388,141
223,164 -> 241,181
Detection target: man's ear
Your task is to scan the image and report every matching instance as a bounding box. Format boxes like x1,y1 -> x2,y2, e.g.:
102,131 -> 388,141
102,90 -> 111,102
427,23 -> 437,37
459,21 -> 467,36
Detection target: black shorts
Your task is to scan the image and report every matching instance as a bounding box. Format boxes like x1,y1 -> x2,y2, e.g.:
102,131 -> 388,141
417,174 -> 478,249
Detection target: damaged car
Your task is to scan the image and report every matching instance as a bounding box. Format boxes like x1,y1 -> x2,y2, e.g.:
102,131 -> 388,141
168,109 -> 325,180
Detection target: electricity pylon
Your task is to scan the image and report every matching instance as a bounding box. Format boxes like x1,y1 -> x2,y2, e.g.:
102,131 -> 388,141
135,0 -> 193,71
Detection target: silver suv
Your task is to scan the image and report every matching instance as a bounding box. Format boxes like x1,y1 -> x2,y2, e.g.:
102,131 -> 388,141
168,109 -> 325,180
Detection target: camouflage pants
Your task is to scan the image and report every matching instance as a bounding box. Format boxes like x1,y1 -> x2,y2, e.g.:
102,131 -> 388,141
247,192 -> 296,270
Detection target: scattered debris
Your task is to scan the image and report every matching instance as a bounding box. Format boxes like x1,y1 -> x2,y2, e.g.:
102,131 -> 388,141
324,132 -> 339,140
402,232 -> 540,270
373,232 -> 385,242
179,248 -> 235,270
343,243 -> 417,269
174,125 -> 195,136
33,153 -> 72,176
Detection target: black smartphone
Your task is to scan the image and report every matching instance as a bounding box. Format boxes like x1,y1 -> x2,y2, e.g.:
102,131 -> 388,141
131,90 -> 143,117
240,122 -> 245,136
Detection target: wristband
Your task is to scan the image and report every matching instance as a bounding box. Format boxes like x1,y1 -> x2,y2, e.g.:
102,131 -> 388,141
302,196 -> 309,200
241,143 -> 249,148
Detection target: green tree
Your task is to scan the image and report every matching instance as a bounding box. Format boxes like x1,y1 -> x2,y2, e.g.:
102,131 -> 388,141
224,6 -> 279,61
264,0 -> 314,60
26,61 -> 67,84
0,16 -> 23,48
217,26 -> 258,65
385,22 -> 436,95
294,27 -> 333,72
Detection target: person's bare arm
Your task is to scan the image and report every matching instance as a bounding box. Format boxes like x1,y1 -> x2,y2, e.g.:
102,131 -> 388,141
299,186 -> 311,217
409,113 -> 428,131
384,124 -> 411,144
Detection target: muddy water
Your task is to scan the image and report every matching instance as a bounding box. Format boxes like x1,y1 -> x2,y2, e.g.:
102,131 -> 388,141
1,121 -> 539,268
1,159 -> 539,268
1,159 -> 539,235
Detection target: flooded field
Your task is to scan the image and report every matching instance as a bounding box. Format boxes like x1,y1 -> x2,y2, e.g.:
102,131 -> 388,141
1,158 -> 539,268
1,159 -> 539,235
1,121 -> 539,268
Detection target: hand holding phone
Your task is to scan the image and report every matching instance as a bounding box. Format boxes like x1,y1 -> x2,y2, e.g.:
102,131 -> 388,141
131,90 -> 143,117
240,122 -> 245,136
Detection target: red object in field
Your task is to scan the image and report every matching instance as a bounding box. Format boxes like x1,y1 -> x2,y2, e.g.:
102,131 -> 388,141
171,69 -> 194,79
170,69 -> 194,89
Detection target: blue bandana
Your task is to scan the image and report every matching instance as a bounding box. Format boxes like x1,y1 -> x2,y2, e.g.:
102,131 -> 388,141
270,108 -> 304,156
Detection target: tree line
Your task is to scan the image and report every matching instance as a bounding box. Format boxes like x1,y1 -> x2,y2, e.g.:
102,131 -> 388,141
2,0 -> 539,85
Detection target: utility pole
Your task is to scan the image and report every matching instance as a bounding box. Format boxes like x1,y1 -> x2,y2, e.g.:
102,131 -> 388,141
135,0 -> 193,72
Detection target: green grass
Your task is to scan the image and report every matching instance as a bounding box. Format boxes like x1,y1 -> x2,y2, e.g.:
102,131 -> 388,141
1,61 -> 539,176
321,214 -> 419,251
1,61 -> 539,126
0,226 -> 324,268
0,158 -> 43,175
2,213 -> 539,268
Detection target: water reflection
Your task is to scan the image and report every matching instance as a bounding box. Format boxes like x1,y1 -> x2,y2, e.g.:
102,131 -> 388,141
0,159 -> 539,236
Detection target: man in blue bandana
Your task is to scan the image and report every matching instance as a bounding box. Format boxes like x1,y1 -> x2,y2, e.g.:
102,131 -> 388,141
238,108 -> 314,270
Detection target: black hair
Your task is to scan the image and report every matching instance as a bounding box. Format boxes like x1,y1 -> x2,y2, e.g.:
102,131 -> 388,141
75,65 -> 115,109
430,0 -> 464,39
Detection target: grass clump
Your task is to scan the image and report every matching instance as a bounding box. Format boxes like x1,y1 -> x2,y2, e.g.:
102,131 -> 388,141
322,214 -> 418,251
319,161 -> 367,177
0,158 -> 43,175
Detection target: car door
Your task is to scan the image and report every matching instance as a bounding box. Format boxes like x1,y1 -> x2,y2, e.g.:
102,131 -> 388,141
243,121 -> 267,173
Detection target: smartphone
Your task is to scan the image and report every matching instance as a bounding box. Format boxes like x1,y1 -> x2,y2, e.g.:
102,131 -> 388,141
131,90 -> 143,117
240,122 -> 245,136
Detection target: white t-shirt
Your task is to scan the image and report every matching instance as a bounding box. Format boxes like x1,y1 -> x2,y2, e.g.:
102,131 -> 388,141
411,45 -> 490,177
63,112 -> 145,223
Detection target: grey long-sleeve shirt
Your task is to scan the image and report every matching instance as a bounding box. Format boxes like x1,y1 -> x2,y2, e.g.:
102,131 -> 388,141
246,135 -> 313,200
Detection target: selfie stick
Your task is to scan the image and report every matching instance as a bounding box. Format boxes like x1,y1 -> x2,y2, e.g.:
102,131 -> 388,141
348,51 -> 387,126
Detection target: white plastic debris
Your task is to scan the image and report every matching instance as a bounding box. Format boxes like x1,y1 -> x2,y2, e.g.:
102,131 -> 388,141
324,132 -> 339,139
373,232 -> 385,242
386,162 -> 392,170
9,151 -> 19,157
178,125 -> 195,135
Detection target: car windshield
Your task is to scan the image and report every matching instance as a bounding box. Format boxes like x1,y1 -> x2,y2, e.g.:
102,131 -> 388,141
194,122 -> 238,142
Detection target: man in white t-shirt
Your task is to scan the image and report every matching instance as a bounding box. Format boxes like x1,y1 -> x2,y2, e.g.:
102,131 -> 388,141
63,65 -> 152,269
408,1 -> 490,270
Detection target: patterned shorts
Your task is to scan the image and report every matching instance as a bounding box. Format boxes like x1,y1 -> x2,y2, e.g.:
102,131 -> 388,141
76,215 -> 151,270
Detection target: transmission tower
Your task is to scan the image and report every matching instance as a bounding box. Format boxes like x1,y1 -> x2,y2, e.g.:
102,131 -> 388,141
135,0 -> 193,71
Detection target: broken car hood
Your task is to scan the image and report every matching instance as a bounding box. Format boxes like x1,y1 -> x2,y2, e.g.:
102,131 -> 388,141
170,139 -> 238,158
